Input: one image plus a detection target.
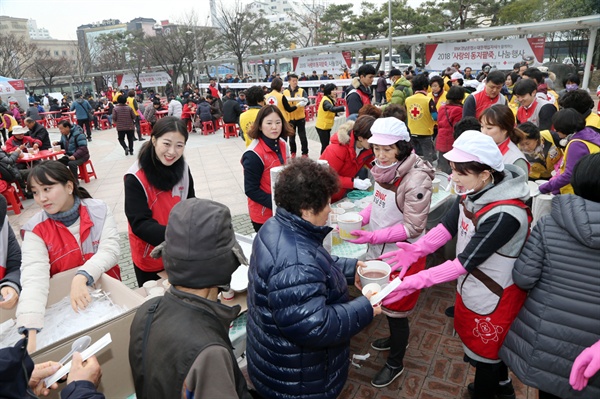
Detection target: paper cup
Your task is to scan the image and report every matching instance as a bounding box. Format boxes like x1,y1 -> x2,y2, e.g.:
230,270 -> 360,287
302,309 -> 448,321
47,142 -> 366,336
358,260 -> 391,288
329,207 -> 345,223
337,212 -> 363,240
337,202 -> 355,212
361,283 -> 382,298
148,287 -> 164,296
142,280 -> 157,295
222,289 -> 235,301
52,145 -> 61,152
432,178 -> 440,193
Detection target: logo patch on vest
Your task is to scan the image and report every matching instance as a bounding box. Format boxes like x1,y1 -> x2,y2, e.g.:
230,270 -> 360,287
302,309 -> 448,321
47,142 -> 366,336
409,103 -> 423,120
460,217 -> 470,238
266,97 -> 278,106
374,189 -> 387,208
472,317 -> 503,344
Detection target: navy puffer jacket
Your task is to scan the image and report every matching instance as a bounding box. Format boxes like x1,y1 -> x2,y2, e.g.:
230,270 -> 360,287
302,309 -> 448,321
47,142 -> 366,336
246,208 -> 374,399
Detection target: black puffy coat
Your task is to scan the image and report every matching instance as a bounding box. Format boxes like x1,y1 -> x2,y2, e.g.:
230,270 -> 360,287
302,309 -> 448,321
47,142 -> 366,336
500,195 -> 600,397
246,208 -> 373,399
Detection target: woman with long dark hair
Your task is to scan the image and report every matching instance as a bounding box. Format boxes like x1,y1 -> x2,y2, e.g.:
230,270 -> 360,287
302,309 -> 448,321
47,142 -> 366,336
17,160 -> 121,352
124,116 -> 195,286
242,105 -> 292,232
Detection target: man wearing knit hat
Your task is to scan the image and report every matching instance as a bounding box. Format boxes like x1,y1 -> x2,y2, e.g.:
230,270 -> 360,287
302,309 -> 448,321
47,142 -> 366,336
129,198 -> 252,399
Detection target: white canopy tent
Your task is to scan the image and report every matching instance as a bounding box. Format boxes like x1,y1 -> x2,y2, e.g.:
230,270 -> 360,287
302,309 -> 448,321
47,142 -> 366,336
0,76 -> 27,108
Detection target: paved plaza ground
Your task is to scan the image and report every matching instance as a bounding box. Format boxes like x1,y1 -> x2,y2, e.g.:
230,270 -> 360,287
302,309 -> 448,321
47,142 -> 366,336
8,117 -> 541,398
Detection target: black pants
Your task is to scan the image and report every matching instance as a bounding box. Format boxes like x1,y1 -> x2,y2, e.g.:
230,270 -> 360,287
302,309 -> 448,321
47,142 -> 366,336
411,135 -> 435,163
437,151 -> 452,174
77,118 -> 92,139
288,119 -> 308,155
58,155 -> 88,180
252,221 -> 263,233
134,116 -> 142,139
315,128 -> 331,154
118,130 -> 134,152
471,360 -> 509,399
133,263 -> 161,288
0,128 -> 6,144
386,316 -> 410,368
538,391 -> 562,399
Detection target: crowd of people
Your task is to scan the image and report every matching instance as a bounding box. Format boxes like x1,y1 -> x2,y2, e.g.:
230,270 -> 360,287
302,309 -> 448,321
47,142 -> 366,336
1,57 -> 599,399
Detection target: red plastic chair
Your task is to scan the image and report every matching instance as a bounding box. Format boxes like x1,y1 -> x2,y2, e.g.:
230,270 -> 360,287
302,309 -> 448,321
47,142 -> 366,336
140,121 -> 152,136
78,160 -> 97,183
2,186 -> 22,214
223,123 -> 239,139
214,118 -> 224,130
99,119 -> 111,130
201,121 -> 215,135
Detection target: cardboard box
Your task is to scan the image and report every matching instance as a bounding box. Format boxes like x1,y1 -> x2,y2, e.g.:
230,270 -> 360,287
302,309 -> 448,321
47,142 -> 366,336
0,268 -> 144,399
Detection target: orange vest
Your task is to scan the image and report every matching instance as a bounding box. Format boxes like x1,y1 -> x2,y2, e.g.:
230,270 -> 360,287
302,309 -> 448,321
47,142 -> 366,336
244,138 -> 287,224
20,199 -> 121,279
126,162 -> 190,272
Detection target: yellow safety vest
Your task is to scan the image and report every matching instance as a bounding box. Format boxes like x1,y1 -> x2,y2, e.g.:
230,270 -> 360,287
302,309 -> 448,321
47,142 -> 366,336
316,96 -> 336,130
264,90 -> 290,122
559,139 -> 600,194
406,93 -> 436,136
283,87 -> 306,121
126,97 -> 139,116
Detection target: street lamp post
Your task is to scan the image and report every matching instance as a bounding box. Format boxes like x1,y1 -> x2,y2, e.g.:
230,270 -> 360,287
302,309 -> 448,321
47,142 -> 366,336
388,0 -> 393,72
186,30 -> 200,86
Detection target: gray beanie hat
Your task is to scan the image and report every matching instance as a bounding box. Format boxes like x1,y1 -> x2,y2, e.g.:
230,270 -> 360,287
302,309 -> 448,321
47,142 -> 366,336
151,198 -> 247,288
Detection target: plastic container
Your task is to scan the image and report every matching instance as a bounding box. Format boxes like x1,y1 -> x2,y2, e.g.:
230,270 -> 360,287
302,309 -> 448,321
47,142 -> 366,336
358,260 -> 391,288
337,212 -> 363,240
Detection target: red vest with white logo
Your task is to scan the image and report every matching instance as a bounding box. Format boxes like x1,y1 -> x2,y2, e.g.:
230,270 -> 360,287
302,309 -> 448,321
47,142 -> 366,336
0,218 -> 9,279
20,199 -> 121,279
453,200 -> 530,361
126,161 -> 189,272
244,138 -> 287,224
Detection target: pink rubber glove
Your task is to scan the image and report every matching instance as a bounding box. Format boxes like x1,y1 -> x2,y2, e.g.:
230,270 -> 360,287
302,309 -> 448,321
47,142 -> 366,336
570,340 -> 600,391
379,224 -> 452,274
359,204 -> 372,226
349,224 -> 407,245
382,258 -> 466,306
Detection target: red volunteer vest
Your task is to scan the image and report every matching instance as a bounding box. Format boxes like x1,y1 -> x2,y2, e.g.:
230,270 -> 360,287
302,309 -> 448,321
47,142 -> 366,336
20,199 -> 121,280
346,88 -> 371,116
244,138 -> 287,224
126,162 -> 189,272
453,199 -> 531,360
473,91 -> 505,119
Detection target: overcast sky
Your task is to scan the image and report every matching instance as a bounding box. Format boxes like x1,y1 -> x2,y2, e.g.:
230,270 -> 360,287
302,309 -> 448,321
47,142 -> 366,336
1,0 -> 425,41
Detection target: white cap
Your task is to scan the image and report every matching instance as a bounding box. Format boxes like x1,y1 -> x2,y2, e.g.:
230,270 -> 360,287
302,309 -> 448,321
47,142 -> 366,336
450,72 -> 463,81
368,117 -> 410,145
12,126 -> 27,135
443,130 -> 504,172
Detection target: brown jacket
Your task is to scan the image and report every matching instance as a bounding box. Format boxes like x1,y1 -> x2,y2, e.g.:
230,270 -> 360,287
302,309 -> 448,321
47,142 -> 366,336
371,153 -> 434,238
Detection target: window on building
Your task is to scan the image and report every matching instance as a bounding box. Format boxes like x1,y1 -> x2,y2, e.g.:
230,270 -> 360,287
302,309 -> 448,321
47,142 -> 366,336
62,50 -> 67,55
54,50 -> 59,56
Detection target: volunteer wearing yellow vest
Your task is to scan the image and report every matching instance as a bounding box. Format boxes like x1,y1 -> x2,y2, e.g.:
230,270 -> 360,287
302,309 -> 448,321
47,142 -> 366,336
127,90 -> 145,141
264,78 -> 298,152
517,122 -> 562,180
315,83 -> 345,154
558,89 -> 600,130
0,106 -> 18,143
539,109 -> 600,195
240,85 -> 266,147
283,74 -> 310,158
405,74 -> 437,163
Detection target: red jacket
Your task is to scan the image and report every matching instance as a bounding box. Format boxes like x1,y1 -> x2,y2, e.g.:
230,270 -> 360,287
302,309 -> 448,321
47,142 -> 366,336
182,103 -> 195,119
5,136 -> 42,153
436,103 -> 463,153
320,120 -> 374,202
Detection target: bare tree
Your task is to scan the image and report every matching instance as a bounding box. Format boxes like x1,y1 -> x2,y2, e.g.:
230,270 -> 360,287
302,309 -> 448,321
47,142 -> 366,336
285,0 -> 328,47
30,49 -> 70,87
0,32 -> 37,78
215,0 -> 268,75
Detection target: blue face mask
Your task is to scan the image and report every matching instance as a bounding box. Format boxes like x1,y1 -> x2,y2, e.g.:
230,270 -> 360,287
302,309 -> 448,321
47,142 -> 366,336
566,83 -> 578,91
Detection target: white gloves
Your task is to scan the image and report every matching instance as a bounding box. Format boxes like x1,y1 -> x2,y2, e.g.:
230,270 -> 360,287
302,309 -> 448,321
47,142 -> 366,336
353,178 -> 372,191
297,99 -> 308,107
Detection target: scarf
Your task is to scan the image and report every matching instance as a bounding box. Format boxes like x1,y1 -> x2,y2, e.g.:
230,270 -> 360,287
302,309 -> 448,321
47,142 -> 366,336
46,196 -> 80,227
